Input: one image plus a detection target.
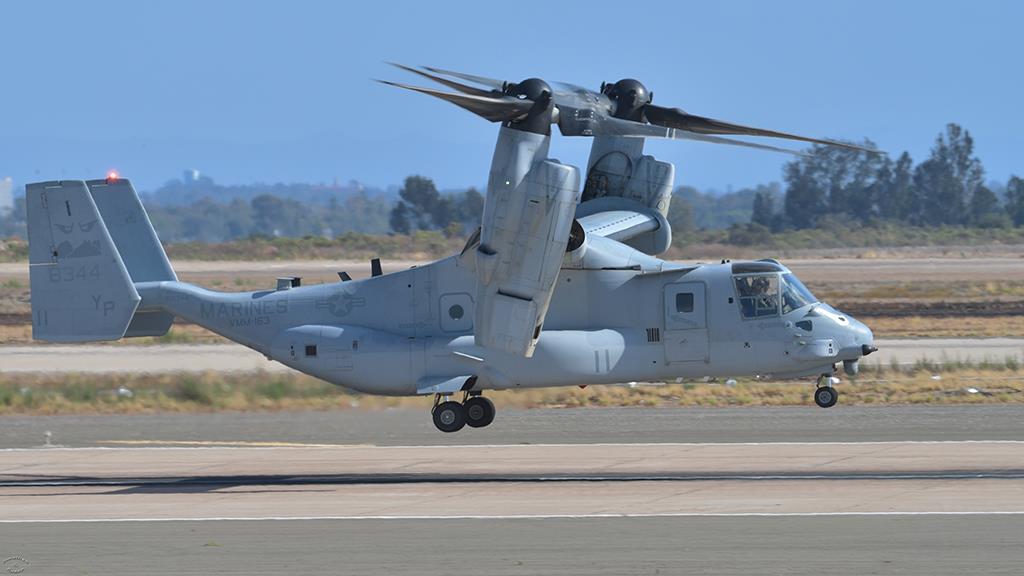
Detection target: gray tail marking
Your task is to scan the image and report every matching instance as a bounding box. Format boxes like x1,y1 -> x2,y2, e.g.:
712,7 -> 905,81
26,180 -> 140,342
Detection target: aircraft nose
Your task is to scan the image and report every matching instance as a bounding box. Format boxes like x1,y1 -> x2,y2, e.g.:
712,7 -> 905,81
841,316 -> 876,376
850,317 -> 876,356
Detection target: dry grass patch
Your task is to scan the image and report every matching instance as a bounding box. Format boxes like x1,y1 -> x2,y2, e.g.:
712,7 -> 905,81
867,315 -> 1024,338
0,324 -> 227,345
2,367 -> 1023,415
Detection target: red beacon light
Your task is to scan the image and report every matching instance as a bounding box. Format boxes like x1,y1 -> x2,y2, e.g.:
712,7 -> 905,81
107,171 -> 119,181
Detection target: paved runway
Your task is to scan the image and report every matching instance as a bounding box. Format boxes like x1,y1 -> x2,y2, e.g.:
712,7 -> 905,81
4,405 -> 1024,449
2,515 -> 1018,576
1,440 -> 1022,574
4,337 -> 1022,373
4,407 -> 1024,574
3,441 -> 1024,520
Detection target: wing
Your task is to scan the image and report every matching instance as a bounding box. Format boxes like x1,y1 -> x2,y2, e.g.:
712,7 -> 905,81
576,208 -> 661,242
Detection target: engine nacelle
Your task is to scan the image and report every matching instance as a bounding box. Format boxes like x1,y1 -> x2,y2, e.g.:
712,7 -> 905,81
475,127 -> 581,357
580,136 -> 675,256
563,229 -> 664,272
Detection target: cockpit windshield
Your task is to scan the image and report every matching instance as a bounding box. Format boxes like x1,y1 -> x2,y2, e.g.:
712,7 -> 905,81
781,273 -> 818,314
734,274 -> 780,318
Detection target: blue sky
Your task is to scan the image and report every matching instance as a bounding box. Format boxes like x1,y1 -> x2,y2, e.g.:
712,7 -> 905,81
1,0 -> 1021,193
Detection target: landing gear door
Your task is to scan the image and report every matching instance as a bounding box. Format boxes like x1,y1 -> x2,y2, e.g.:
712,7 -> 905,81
663,282 -> 709,363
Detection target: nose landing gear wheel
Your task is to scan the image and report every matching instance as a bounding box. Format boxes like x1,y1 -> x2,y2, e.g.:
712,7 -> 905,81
814,385 -> 838,408
432,401 -> 467,433
464,396 -> 495,428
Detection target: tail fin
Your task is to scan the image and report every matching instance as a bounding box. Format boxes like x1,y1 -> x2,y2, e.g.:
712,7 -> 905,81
27,180 -> 140,342
86,178 -> 176,336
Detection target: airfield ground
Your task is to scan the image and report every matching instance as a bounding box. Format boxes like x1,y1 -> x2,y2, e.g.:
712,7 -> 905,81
3,255 -> 1024,573
2,407 -> 1023,575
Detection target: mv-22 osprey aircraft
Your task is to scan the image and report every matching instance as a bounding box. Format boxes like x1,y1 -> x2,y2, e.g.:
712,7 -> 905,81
26,64 -> 877,432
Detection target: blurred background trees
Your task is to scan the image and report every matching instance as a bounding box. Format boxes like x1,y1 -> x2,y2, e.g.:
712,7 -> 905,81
2,123 -> 1022,245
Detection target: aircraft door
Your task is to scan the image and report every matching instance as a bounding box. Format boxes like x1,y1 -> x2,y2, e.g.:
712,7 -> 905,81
663,282 -> 709,363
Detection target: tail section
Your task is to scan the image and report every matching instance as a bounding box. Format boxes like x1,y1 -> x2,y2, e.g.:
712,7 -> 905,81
86,178 -> 176,336
27,180 -> 140,342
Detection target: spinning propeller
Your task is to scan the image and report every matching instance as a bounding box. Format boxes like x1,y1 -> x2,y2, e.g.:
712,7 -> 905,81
379,63 -> 878,155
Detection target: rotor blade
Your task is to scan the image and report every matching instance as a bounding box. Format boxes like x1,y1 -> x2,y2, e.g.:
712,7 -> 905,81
386,62 -> 497,98
669,130 -> 807,156
376,79 -> 533,123
645,104 -> 878,153
582,116 -> 805,155
421,66 -> 507,90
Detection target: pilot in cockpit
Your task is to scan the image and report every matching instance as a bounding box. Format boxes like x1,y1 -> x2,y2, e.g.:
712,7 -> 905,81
736,274 -> 779,318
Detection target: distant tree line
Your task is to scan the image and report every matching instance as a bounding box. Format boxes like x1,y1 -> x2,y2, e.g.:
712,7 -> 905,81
2,122 -> 1023,244
144,191 -> 394,242
748,123 -> 1024,232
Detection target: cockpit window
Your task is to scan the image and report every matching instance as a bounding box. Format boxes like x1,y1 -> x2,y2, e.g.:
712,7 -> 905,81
734,274 -> 779,318
781,273 -> 818,314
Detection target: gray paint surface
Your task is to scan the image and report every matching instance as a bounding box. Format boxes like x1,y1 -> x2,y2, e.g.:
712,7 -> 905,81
2,337 -> 1016,373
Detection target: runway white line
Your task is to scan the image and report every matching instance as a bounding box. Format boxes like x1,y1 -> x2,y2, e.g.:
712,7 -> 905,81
4,439 -> 1024,452
2,511 -> 1024,524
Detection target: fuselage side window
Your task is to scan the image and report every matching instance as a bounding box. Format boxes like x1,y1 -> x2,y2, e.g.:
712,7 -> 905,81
734,273 -> 779,319
675,292 -> 694,313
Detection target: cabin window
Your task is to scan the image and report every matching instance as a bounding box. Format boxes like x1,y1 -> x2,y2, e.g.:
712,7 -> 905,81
734,273 -> 780,319
781,273 -> 818,314
304,344 -> 317,357
675,292 -> 694,313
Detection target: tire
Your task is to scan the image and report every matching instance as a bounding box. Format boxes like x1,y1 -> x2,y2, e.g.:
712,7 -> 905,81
464,396 -> 496,428
432,401 -> 467,433
814,386 -> 838,408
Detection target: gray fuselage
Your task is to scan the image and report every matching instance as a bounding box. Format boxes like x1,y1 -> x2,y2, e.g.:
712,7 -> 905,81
135,253 -> 873,396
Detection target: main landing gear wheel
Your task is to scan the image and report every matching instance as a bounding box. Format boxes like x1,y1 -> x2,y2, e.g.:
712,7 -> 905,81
464,396 -> 496,428
814,384 -> 838,408
432,401 -> 467,433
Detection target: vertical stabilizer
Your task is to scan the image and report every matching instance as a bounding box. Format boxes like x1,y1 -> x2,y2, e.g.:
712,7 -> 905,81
26,180 -> 140,342
87,178 -> 176,336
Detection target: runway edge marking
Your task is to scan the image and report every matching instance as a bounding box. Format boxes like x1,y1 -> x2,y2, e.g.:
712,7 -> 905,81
5,439 -> 1024,452
3,511 -> 1024,524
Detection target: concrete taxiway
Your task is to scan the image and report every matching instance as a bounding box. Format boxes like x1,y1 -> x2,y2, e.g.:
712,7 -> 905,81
3,337 -> 1022,373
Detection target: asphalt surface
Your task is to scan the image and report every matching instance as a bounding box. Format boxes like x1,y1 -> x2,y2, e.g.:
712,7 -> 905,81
4,405 -> 1024,449
2,516 -> 1020,576
3,407 -> 1023,574
4,337 -> 1022,373
2,440 -> 1023,575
